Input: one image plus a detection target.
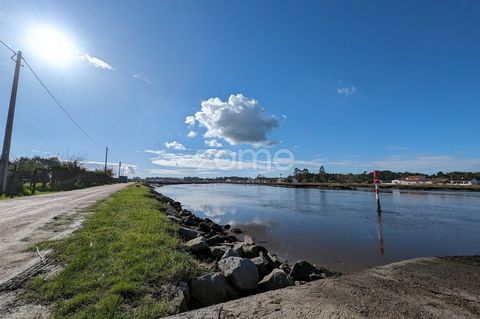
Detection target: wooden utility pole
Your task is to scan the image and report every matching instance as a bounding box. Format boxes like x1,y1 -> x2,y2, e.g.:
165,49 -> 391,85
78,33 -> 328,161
104,146 -> 108,173
0,51 -> 22,194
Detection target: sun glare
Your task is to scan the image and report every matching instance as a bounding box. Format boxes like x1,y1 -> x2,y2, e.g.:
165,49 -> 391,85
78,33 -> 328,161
28,26 -> 76,66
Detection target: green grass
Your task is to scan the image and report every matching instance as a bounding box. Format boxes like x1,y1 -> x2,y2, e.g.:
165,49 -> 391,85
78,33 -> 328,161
28,185 -> 204,318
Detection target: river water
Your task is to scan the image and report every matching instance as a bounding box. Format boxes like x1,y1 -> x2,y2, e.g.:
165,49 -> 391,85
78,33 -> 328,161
157,184 -> 480,273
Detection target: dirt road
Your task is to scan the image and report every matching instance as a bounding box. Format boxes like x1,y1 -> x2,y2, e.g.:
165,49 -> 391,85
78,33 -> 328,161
0,184 -> 128,286
168,256 -> 480,319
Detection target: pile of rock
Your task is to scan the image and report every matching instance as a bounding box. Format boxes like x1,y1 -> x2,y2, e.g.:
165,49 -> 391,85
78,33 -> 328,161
152,191 -> 339,310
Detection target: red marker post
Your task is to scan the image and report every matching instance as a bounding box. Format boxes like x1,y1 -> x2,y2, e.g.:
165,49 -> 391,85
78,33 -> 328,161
373,170 -> 381,213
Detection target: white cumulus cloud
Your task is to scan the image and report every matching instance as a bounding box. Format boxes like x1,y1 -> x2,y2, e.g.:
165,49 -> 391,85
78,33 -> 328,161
205,139 -> 223,147
187,94 -> 278,147
185,116 -> 196,128
164,141 -> 186,150
78,52 -> 112,70
187,130 -> 198,138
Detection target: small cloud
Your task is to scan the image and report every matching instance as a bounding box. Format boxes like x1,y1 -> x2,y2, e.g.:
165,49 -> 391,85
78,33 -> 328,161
132,73 -> 152,84
164,141 -> 186,150
78,52 -> 112,70
282,114 -> 288,119
185,116 -> 196,128
204,139 -> 223,148
337,81 -> 356,96
187,130 -> 198,138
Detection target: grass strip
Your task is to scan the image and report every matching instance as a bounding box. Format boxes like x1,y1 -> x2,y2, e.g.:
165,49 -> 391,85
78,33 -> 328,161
28,185 -> 204,318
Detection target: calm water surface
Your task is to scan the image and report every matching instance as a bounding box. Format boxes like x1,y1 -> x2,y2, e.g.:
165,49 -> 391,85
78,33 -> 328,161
158,184 -> 480,273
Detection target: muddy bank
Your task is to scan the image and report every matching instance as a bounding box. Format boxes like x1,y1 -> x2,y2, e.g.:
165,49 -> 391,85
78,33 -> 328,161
167,256 -> 480,319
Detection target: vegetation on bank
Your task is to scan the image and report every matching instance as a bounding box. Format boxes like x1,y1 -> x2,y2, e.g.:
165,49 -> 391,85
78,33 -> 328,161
1,156 -> 113,198
28,185 -> 204,318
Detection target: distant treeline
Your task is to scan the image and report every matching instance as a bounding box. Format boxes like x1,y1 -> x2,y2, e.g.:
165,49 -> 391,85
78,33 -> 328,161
3,156 -> 114,196
285,167 -> 480,184
153,167 -> 480,184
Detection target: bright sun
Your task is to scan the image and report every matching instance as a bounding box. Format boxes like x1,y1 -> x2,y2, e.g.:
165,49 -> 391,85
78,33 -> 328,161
29,26 -> 76,66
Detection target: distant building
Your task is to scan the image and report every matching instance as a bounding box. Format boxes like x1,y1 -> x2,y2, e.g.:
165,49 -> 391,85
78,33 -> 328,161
450,179 -> 478,186
427,177 -> 449,184
392,175 -> 427,185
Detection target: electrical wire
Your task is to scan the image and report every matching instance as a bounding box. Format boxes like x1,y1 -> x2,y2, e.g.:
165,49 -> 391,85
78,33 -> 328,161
1,41 -> 121,165
0,40 -> 16,55
21,56 -> 107,149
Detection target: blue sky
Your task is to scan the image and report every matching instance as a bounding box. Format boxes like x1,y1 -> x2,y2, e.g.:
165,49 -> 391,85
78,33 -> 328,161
0,0 -> 479,177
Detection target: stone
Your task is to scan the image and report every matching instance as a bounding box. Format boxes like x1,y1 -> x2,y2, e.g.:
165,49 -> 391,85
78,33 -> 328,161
190,273 -> 238,306
198,222 -> 211,233
223,224 -> 231,230
166,206 -> 180,217
182,215 -> 200,227
167,215 -> 182,224
268,253 -> 282,267
226,235 -> 239,242
244,235 -> 255,245
210,245 -> 229,260
161,283 -> 190,313
218,257 -> 259,291
289,260 -> 322,282
206,235 -> 229,246
185,237 -> 209,254
232,242 -> 246,257
258,268 -> 293,291
221,248 -> 240,260
243,244 -> 268,258
211,223 -> 222,232
251,253 -> 272,277
280,263 -> 291,274
231,228 -> 242,234
178,227 -> 200,241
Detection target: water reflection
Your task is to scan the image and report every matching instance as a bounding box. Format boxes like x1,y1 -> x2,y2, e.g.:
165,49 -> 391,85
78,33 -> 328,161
376,212 -> 385,256
158,184 -> 480,273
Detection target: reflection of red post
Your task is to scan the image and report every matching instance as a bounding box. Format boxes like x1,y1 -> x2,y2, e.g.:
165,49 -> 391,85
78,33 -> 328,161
373,170 -> 381,212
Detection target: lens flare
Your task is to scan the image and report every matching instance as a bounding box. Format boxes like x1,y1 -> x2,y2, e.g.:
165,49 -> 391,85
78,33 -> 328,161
28,26 -> 76,66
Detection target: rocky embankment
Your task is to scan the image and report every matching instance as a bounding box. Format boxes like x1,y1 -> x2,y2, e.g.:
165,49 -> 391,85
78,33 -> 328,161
151,189 -> 340,312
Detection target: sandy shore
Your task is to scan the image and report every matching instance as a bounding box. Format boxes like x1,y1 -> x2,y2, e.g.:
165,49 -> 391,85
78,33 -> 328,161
167,256 -> 480,318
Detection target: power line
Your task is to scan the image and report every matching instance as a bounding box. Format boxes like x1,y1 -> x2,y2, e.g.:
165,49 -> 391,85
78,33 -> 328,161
21,56 -> 106,150
1,42 -> 121,167
0,40 -> 16,55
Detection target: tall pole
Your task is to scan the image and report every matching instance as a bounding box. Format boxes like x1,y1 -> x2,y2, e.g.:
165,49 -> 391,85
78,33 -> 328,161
0,51 -> 22,194
104,146 -> 108,173
373,170 -> 381,213
118,161 -> 121,179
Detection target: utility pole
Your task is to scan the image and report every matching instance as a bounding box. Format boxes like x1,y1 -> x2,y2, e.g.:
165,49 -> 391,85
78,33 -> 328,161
118,161 -> 121,179
0,51 -> 22,194
104,146 -> 108,173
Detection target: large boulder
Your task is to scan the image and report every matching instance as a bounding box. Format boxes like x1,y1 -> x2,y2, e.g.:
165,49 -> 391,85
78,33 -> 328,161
218,257 -> 259,291
198,222 -> 211,233
289,260 -> 324,281
243,244 -> 268,258
206,235 -> 230,246
221,248 -> 240,260
258,268 -> 293,291
210,245 -> 229,260
232,242 -> 246,257
178,227 -> 200,241
190,273 -> 238,306
185,237 -> 209,255
251,253 -> 273,277
160,282 -> 190,313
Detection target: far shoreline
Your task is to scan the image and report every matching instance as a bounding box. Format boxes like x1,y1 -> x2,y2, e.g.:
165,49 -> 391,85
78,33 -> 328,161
152,181 -> 480,193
